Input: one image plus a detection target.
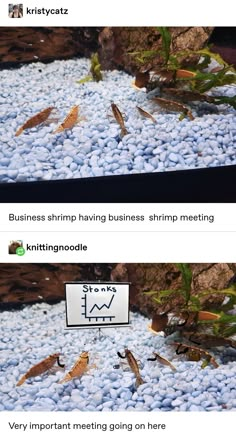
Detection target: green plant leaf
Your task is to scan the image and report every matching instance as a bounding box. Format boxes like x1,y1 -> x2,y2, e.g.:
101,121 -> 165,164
175,264 -> 192,304
157,27 -> 171,65
76,76 -> 93,84
90,53 -> 103,82
143,290 -> 159,296
152,288 -> 178,304
215,313 -> 236,324
188,296 -> 201,311
197,53 -> 211,70
201,359 -> 210,369
192,67 -> 236,92
220,324 -> 236,337
166,54 -> 181,69
127,49 -> 159,64
197,287 -> 236,299
196,48 -> 230,67
199,312 -> 236,337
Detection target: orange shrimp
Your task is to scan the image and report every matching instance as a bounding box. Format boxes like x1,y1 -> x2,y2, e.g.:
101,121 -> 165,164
15,107 -> 54,136
53,105 -> 79,134
59,351 -> 89,384
16,353 -> 63,386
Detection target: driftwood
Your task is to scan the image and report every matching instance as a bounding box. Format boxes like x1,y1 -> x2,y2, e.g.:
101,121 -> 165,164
0,263 -> 113,306
0,27 -> 100,66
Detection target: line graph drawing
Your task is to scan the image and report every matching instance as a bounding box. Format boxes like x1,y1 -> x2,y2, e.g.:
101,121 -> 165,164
89,294 -> 115,313
81,293 -> 116,321
65,282 -> 129,328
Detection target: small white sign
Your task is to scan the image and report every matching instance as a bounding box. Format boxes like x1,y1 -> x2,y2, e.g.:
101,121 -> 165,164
65,281 -> 130,328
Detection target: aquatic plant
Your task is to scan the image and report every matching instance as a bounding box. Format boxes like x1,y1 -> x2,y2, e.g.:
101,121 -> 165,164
90,53 -> 103,82
131,27 -> 236,110
157,27 -> 171,65
145,263 -> 236,340
77,52 -> 103,84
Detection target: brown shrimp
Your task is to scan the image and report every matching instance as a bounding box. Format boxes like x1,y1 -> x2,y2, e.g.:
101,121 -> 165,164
111,103 -> 128,137
172,342 -> 219,368
136,106 -> 157,123
59,351 -> 89,384
152,97 -> 194,120
118,348 -> 145,388
16,353 -> 62,386
15,107 -> 55,136
53,105 -> 79,134
147,352 -> 176,372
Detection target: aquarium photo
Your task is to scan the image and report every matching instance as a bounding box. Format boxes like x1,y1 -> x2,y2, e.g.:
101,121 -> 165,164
0,27 -> 235,187
0,262 -> 235,411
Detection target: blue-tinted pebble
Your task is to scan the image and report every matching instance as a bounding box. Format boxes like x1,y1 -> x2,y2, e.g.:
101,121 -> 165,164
70,162 -> 78,171
118,158 -> 129,165
103,401 -> 114,408
92,167 -> 104,177
143,395 -> 154,406
134,150 -> 144,157
171,398 -> 183,407
1,157 -> 10,166
64,156 -> 73,166
189,405 -> 204,411
7,170 -> 18,178
144,163 -> 154,172
192,390 -> 202,397
73,156 -> 83,165
162,398 -> 172,407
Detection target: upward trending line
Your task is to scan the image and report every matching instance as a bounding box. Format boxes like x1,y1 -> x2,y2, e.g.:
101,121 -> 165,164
89,294 -> 115,313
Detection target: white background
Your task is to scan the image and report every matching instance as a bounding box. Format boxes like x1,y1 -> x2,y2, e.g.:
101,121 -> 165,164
2,230 -> 236,262
2,411 -> 236,433
1,1 -> 235,25
1,203 -> 236,262
2,203 -> 236,231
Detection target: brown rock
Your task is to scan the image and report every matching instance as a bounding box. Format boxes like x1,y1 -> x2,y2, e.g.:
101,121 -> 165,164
98,27 -> 214,74
170,27 -> 213,51
125,263 -> 235,317
191,263 -> 234,310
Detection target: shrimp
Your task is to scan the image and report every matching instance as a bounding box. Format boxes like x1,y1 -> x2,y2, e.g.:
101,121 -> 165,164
53,105 -> 79,134
172,342 -> 219,368
15,107 -> 55,136
16,353 -> 63,386
136,106 -> 157,123
59,351 -> 89,384
152,97 -> 194,120
147,352 -> 176,371
111,103 -> 128,137
118,348 -> 144,388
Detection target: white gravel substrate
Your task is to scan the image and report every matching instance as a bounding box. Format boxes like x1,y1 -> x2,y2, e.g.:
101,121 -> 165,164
0,302 -> 236,411
0,58 -> 235,183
